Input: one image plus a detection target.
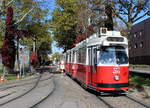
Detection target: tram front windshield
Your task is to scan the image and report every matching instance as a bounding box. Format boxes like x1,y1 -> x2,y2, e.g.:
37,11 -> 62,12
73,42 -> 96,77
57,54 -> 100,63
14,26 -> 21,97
99,46 -> 128,65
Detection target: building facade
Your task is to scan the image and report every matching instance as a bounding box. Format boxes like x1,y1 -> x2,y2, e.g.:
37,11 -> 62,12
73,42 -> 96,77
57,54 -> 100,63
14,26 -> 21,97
129,18 -> 150,64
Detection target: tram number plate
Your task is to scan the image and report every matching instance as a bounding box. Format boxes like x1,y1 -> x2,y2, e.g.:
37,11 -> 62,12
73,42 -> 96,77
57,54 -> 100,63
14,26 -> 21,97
113,67 -> 120,74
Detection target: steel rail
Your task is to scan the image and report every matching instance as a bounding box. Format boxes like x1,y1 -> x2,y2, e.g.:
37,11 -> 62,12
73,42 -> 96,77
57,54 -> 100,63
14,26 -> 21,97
0,75 -> 52,92
0,75 -> 39,89
125,95 -> 150,108
98,96 -> 115,108
30,76 -> 55,108
0,74 -> 42,106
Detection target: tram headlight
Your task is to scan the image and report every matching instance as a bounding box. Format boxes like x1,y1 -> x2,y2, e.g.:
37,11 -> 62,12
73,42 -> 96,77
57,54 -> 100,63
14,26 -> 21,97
114,75 -> 120,81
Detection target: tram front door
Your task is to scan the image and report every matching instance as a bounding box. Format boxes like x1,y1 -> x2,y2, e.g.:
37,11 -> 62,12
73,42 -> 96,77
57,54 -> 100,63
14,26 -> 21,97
88,47 -> 97,86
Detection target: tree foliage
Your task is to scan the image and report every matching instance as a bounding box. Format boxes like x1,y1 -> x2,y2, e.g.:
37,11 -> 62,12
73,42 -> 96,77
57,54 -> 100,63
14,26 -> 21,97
51,0 -> 80,51
51,0 -> 114,51
50,0 -> 150,51
0,0 -> 52,72
51,52 -> 62,62
0,0 -> 52,57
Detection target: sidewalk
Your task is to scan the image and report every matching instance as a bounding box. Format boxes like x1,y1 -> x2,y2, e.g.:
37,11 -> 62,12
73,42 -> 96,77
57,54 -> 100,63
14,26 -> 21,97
129,68 -> 150,75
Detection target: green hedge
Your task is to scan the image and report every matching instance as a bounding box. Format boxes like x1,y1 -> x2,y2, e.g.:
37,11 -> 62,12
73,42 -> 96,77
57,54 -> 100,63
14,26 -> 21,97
130,75 -> 150,87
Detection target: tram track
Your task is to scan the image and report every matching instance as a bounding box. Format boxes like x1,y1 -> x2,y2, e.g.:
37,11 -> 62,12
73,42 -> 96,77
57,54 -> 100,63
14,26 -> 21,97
0,74 -> 52,92
0,66 -> 53,91
0,75 -> 39,87
0,74 -> 42,106
98,96 -> 114,108
66,72 -> 150,108
125,95 -> 150,108
30,76 -> 55,108
0,91 -> 16,98
0,72 -> 54,108
97,94 -> 150,108
0,75 -> 53,102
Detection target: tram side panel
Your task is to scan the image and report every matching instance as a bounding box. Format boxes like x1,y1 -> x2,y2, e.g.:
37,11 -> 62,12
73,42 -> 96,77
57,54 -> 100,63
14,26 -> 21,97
76,64 -> 87,83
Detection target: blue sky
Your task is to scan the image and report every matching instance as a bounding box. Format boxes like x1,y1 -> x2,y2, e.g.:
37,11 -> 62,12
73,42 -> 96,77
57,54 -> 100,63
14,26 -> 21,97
52,41 -> 63,54
41,0 -> 64,54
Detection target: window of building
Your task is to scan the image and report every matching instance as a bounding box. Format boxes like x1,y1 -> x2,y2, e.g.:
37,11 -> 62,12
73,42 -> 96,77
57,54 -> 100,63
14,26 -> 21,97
129,46 -> 131,50
139,30 -> 144,37
139,31 -> 142,36
134,33 -> 137,38
134,44 -> 138,48
140,42 -> 144,48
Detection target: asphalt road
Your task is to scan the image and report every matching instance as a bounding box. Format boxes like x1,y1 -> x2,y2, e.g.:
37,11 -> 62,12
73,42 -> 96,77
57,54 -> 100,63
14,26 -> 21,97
0,71 -> 149,108
37,74 -> 107,108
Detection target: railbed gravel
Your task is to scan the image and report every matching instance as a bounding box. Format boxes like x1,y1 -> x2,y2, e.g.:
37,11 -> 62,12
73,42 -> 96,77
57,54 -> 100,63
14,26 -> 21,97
128,86 -> 150,106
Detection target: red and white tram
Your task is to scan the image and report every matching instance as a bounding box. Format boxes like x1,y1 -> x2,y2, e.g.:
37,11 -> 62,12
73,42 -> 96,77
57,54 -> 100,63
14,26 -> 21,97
64,28 -> 129,93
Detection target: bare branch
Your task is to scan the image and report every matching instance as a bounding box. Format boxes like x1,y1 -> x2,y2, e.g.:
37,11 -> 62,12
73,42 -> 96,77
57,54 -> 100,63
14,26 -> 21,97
6,0 -> 15,7
115,13 -> 128,27
116,11 -> 128,15
0,0 -> 14,15
14,7 -> 35,25
132,8 -> 143,21
133,12 -> 148,22
132,5 -> 138,13
122,9 -> 128,14
118,0 -> 126,8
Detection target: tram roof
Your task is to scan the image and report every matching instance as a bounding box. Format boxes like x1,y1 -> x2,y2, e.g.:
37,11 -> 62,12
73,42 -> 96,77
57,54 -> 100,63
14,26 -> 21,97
65,30 -> 128,53
75,30 -> 128,48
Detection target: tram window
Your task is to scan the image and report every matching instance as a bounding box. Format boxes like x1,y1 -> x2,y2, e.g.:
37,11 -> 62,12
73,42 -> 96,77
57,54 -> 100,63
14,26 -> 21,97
98,46 -> 128,65
99,47 -> 116,64
70,52 -> 73,63
94,48 -> 97,65
107,37 -> 124,42
116,51 -> 128,64
66,55 -> 67,62
72,51 -> 75,63
77,47 -> 86,64
69,53 -> 71,62
65,54 -> 67,62
67,54 -> 69,62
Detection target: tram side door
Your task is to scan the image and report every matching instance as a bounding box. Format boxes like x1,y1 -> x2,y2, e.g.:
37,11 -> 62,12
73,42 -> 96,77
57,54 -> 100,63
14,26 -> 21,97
88,47 -> 97,85
88,48 -> 92,84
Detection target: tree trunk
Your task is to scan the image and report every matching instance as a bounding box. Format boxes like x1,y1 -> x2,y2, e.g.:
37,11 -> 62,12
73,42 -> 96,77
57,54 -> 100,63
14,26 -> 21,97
16,38 -> 20,75
105,5 -> 114,30
127,22 -> 132,51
